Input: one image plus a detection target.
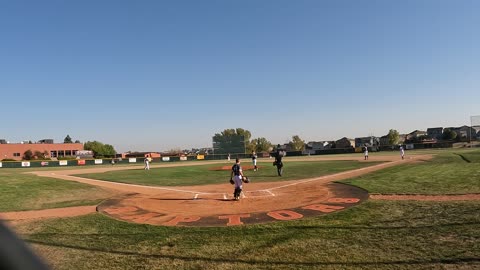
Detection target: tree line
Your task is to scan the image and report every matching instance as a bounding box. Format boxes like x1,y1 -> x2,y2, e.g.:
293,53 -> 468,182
213,128 -> 306,153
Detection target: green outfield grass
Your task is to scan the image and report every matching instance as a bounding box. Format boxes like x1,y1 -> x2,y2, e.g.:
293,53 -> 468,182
16,200 -> 480,270
74,160 -> 382,186
342,149 -> 480,195
0,172 -> 114,212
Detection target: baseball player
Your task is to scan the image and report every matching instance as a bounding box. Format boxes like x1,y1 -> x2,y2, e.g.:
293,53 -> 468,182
144,155 -> 150,170
364,146 -> 369,160
252,151 -> 258,171
230,158 -> 244,200
400,146 -> 405,160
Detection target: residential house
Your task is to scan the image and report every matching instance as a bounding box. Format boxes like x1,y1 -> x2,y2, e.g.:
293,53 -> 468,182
335,137 -> 355,149
473,126 -> 480,139
380,134 -> 406,146
354,136 -> 380,151
427,127 -> 444,140
450,126 -> 477,142
406,130 -> 427,142
304,141 -> 333,154
379,135 -> 389,146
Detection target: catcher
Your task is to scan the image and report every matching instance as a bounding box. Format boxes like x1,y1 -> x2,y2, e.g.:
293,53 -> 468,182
229,158 -> 249,200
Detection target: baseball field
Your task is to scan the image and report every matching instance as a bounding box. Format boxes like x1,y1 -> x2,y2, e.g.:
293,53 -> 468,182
1,149 -> 479,269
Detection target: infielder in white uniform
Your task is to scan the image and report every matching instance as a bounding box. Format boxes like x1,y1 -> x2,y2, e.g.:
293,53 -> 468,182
144,155 -> 150,170
252,151 -> 258,171
400,146 -> 405,160
364,146 -> 369,160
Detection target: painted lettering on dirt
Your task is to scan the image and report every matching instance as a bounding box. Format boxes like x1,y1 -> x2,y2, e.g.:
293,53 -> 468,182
218,214 -> 251,226
163,215 -> 201,226
267,210 -> 303,221
99,195 -> 365,227
161,198 -> 355,226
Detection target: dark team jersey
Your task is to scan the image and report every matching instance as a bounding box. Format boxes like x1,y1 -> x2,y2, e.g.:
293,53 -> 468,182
232,164 -> 241,176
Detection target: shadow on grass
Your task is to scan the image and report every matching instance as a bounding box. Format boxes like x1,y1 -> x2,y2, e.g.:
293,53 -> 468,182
455,154 -> 472,163
22,220 -> 479,238
26,239 -> 480,266
285,221 -> 480,230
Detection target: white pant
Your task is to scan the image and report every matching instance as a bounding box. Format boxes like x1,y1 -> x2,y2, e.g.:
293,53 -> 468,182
233,175 -> 243,189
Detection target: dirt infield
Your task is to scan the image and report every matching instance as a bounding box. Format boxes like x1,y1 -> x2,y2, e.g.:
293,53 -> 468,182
0,206 -> 96,221
7,154 -> 473,227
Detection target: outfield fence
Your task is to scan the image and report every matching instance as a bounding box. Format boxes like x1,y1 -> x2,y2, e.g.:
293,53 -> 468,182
0,142 -> 458,169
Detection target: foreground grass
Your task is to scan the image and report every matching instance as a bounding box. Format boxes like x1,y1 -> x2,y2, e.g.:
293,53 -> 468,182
0,172 -> 114,212
74,160 -> 381,186
342,150 -> 480,195
14,200 -> 480,270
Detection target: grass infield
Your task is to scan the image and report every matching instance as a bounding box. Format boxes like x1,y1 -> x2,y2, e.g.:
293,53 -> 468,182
73,160 -> 382,186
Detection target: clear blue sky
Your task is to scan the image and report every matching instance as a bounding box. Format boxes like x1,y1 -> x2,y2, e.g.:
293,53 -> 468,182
1,0 -> 479,152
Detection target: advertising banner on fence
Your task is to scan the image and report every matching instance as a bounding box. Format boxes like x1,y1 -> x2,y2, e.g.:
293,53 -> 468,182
59,160 -> 68,166
95,159 -> 103,165
41,161 -> 49,166
162,157 -> 170,162
180,156 -> 187,161
129,158 -> 136,163
197,155 -> 205,160
22,162 -> 31,167
406,144 -> 414,150
0,162 -> 2,168
78,160 -> 86,165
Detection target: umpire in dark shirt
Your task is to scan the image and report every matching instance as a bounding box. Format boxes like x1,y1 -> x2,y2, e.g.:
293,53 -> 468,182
274,144 -> 284,176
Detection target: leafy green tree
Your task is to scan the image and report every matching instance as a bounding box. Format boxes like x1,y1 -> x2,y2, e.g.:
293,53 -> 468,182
236,128 -> 254,152
387,129 -> 400,145
443,129 -> 457,141
84,141 -> 116,158
34,151 -> 44,159
235,128 -> 251,141
64,135 -> 73,143
251,137 -> 273,152
213,128 -> 252,154
23,150 -> 33,160
289,135 -> 305,151
74,140 -> 81,143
